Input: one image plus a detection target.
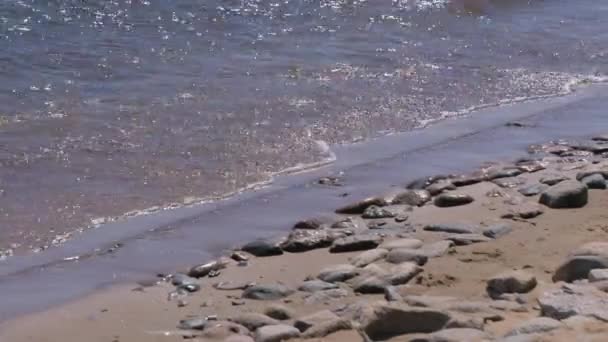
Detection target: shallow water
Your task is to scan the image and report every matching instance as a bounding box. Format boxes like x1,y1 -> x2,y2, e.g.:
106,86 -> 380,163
0,0 -> 607,255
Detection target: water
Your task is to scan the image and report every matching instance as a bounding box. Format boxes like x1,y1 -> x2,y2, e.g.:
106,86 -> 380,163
0,0 -> 607,256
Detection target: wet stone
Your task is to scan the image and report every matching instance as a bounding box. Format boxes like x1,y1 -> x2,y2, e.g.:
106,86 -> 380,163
335,197 -> 388,214
452,175 -> 485,187
493,177 -> 525,189
539,180 -> 588,209
362,205 -> 395,219
540,175 -> 569,186
241,240 -> 283,257
298,279 -> 339,292
279,229 -> 336,253
426,180 -> 457,196
188,259 -> 229,278
434,193 -> 474,207
329,235 -> 382,253
242,283 -> 294,300
391,190 -> 431,206
581,174 -> 607,189
424,223 -> 479,234
488,168 -> 522,180
518,184 -> 548,197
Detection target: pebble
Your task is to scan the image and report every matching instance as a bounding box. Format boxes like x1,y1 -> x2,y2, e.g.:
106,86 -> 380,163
329,235 -> 382,253
539,180 -> 588,208
434,193 -> 474,207
241,240 -> 283,257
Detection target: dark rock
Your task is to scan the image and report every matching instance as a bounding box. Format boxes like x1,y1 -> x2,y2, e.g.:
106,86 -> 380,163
298,279 -> 339,292
407,175 -> 450,190
539,180 -> 588,208
452,175 -> 485,187
188,258 -> 229,278
389,262 -> 423,285
424,223 -> 479,234
426,181 -> 457,196
359,303 -> 451,340
570,141 -> 608,154
350,248 -> 389,267
229,313 -> 279,331
504,317 -> 561,337
447,234 -> 492,246
280,229 -> 336,253
242,283 -> 294,300
391,190 -> 432,206
362,205 -> 395,219
576,170 -> 608,181
540,175 -> 569,186
386,248 -> 428,265
352,276 -> 389,294
488,168 -> 523,180
293,217 -> 334,230
581,174 -> 607,189
329,235 -> 382,253
518,184 -> 548,197
538,284 -> 608,321
241,240 -> 283,257
483,223 -> 512,239
335,197 -> 388,214
493,177 -> 525,189
317,264 -> 359,283
592,134 -> 608,142
264,304 -> 294,321
487,271 -> 537,299
553,242 -> 608,282
434,193 -> 474,207
254,324 -> 300,342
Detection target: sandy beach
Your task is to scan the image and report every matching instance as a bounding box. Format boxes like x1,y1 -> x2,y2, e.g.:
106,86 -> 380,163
3,134 -> 608,341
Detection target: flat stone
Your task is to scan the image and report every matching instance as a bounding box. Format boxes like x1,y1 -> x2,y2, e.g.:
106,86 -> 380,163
329,235 -> 382,253
384,286 -> 403,302
483,223 -> 512,239
389,262 -> 423,285
517,160 -> 546,173
298,280 -> 339,292
380,238 -> 423,250
447,234 -> 491,246
188,258 -> 229,278
488,168 -> 523,180
538,284 -> 608,321
229,313 -> 279,331
581,174 -> 607,189
424,223 -> 479,234
263,304 -> 294,320
539,180 -> 588,208
540,175 -> 569,186
391,190 -> 432,206
214,281 -> 255,291
254,324 -> 300,342
352,276 -> 389,294
225,335 -> 255,342
362,205 -> 395,219
403,295 -> 457,308
434,193 -> 474,207
501,203 -> 544,220
300,318 -> 351,338
293,216 -> 335,230
241,240 -> 283,257
518,183 -> 548,197
407,175 -> 450,190
350,248 -> 388,267
504,317 -> 561,337
335,197 -> 388,214
452,175 -> 485,187
576,170 -> 608,181
571,141 -> 608,154
419,241 -> 454,258
386,248 -> 428,265
592,135 -> 608,142
493,177 -> 525,189
280,229 -> 337,253
317,264 -> 359,283
426,180 -> 457,196
303,289 -> 349,304
487,270 -> 537,299
553,241 -> 608,282
294,310 -> 340,332
589,269 -> 608,282
242,284 -> 294,300
424,328 -> 489,342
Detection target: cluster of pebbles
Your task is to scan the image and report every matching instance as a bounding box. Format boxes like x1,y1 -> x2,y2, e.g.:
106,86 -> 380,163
161,135 -> 608,342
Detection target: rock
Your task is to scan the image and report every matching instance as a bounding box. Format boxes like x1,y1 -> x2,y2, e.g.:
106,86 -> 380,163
483,223 -> 512,239
576,170 -> 608,181
386,248 -> 428,265
553,242 -> 608,282
592,135 -> 608,142
241,240 -> 283,257
201,321 -> 250,339
280,230 -> 336,253
352,276 -> 389,294
335,197 -> 388,214
434,193 -> 474,207
362,205 -> 395,219
517,160 -> 546,173
264,304 -> 294,320
493,177 -> 525,189
301,318 -> 351,338
581,174 -> 607,189
294,310 -> 340,332
358,303 -> 451,340
538,284 -> 608,320
518,184 -> 548,197
423,223 -> 479,234
329,235 -> 382,253
303,289 -> 349,304
242,284 -> 294,300
488,168 -> 522,180
188,258 -> 229,278
571,141 -> 608,154
501,203 -> 544,220
487,271 -> 537,298
254,324 -> 300,342
293,217 -> 334,230
452,175 -> 485,187
540,175 -> 569,186
231,251 -> 250,262
423,328 -> 489,342
403,295 -> 457,308
317,264 -> 359,283
351,248 -> 388,267
391,190 -> 431,206
229,313 -> 279,331
426,180 -> 457,196
178,317 -> 207,330
330,216 -> 365,230
214,281 -> 255,291
539,180 -> 588,208
225,335 -> 255,342
380,238 -> 424,250
298,280 -> 339,292
407,175 -> 450,190
419,241 -> 454,258
384,286 -> 403,302
389,262 -> 423,285
589,269 -> 608,282
504,317 -> 561,337
447,234 -> 492,246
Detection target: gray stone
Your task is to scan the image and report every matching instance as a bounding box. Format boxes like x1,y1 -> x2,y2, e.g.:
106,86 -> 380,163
571,141 -> 608,154
352,276 -> 389,294
424,328 -> 489,342
254,324 -> 300,342
171,273 -> 199,288
495,334 -> 543,342
330,216 -> 365,230
504,317 -> 561,337
447,234 -> 491,246
188,258 -> 229,278
581,174 -> 607,189
487,270 -> 537,298
384,286 -> 403,302
538,284 -> 608,321
518,184 -> 548,197
329,235 -> 382,253
483,223 -> 513,239
225,335 -> 255,342
434,193 -> 474,207
293,216 -> 335,230
403,295 -> 456,308
380,238 -> 423,250
501,203 -> 544,220
426,181 -> 457,196
592,135 -> 608,142
214,281 -> 255,291
263,304 -> 294,320
493,177 -> 525,189
362,205 -> 395,219
303,289 -> 349,304
419,241 -> 454,258
201,321 -> 250,339
229,313 -> 279,331
576,170 -> 608,181
241,240 -> 283,257
488,168 -> 522,180
386,248 -> 428,265
178,317 -> 207,330
351,248 -> 388,267
589,269 -> 608,282
540,175 -> 569,186
539,180 -> 588,208
298,279 -> 339,292
553,242 -> 608,282
424,223 -> 479,234
317,264 -> 359,283
294,310 -> 340,332
335,197 -> 388,214
389,262 -> 423,285
517,160 -> 546,173
279,229 -> 336,253
391,190 -> 432,206
452,174 -> 485,187
242,283 -> 294,300
301,318 -> 351,338
407,175 -> 450,190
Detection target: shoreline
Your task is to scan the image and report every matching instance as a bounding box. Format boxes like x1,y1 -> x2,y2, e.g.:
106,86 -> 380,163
3,130 -> 608,341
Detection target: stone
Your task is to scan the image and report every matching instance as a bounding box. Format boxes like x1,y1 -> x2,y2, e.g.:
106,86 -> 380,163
487,271 -> 537,298
298,280 -> 339,292
358,303 -> 451,340
254,324 -> 300,342
264,304 -> 294,320
589,269 -> 608,282
419,241 -> 454,258
350,248 -> 388,267
391,190 -> 431,206
303,289 -> 349,304
576,170 -> 608,181
571,141 -> 608,154
447,234 -> 492,246
488,168 -> 522,180
538,284 -> 608,321
188,258 -> 229,278
384,286 -> 403,302
241,240 -> 283,257
517,160 -> 546,173
330,216 -> 365,230
178,317 -> 207,330
171,273 -> 199,288
293,216 -> 334,230
294,310 -> 340,332
380,238 -> 423,250
403,295 -> 457,308
540,175 -> 569,186
434,193 -> 474,207
335,197 -> 388,214
242,284 -> 294,300
592,135 -> 608,142
229,313 -> 279,331
407,175 -> 450,190
493,177 -> 525,189
317,264 -> 359,283
225,335 -> 255,342
301,318 -> 351,338
214,281 -> 255,291
329,235 -> 382,253
553,242 -> 608,282
581,174 -> 607,189
483,223 -> 512,239
386,248 -> 428,265
518,184 -> 548,197
426,180 -> 457,196
504,317 -> 561,337
362,205 -> 395,219
389,262 -> 423,285
352,276 -> 389,294
231,251 -> 250,262
424,328 -> 489,342
452,175 -> 485,187
539,180 -> 588,208
423,223 -> 479,234
279,230 -> 336,253
201,321 -> 250,339
501,203 -> 544,220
